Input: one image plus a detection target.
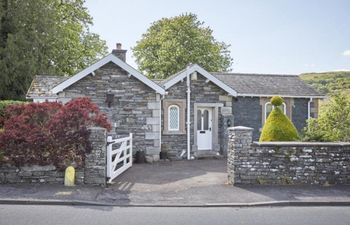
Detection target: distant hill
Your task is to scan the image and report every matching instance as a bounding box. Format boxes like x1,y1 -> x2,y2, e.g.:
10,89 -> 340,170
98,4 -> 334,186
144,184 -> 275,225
300,71 -> 350,95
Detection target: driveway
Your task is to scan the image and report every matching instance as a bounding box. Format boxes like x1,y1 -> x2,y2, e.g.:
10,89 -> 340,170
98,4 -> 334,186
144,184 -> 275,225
110,159 -> 228,193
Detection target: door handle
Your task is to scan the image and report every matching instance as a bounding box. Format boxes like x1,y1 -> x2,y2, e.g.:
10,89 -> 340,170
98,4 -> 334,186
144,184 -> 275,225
209,127 -> 211,131
200,131 -> 205,134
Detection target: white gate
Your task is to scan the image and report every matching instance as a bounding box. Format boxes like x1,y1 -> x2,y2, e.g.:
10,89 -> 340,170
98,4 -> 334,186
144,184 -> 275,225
106,133 -> 133,183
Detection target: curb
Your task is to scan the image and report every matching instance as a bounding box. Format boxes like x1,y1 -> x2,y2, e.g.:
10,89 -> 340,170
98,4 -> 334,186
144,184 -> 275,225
1,199 -> 350,207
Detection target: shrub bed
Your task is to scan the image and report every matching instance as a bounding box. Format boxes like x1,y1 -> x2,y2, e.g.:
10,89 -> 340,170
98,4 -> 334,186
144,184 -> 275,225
0,97 -> 111,169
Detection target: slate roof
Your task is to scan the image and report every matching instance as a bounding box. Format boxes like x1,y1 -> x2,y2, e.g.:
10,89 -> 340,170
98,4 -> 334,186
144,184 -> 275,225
212,72 -> 323,97
26,75 -> 69,98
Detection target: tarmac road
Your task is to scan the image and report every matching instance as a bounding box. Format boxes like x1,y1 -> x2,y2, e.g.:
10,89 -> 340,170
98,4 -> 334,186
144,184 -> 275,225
0,204 -> 349,225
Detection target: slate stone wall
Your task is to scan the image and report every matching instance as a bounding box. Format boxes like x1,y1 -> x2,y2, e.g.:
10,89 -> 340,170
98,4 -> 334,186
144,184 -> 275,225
161,74 -> 230,158
84,127 -> 107,185
227,126 -> 350,185
0,165 -> 84,184
0,127 -> 107,185
58,62 -> 161,161
292,98 -> 309,132
232,97 -> 262,140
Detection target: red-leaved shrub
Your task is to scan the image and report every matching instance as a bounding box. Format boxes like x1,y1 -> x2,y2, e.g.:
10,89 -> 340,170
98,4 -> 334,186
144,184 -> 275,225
0,97 -> 111,169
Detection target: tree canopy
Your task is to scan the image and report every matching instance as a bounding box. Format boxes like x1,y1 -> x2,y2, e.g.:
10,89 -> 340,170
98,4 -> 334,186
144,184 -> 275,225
303,92 -> 350,142
0,0 -> 107,100
132,13 -> 233,79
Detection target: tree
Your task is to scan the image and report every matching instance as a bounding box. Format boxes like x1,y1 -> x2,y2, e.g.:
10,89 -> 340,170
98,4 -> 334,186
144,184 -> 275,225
303,92 -> 350,142
0,0 -> 107,100
133,13 -> 233,79
259,96 -> 299,142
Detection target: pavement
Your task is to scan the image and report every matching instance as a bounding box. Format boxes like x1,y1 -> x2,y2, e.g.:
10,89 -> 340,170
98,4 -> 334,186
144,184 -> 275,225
0,159 -> 350,207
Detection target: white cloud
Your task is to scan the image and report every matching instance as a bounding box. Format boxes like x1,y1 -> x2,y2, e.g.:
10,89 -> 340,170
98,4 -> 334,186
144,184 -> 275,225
342,50 -> 350,56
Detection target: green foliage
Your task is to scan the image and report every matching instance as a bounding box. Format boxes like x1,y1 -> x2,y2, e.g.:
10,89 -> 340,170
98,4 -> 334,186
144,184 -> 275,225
271,96 -> 284,106
0,0 -> 107,100
133,13 -> 233,79
260,97 -> 299,142
300,71 -> 350,95
303,92 -> 350,142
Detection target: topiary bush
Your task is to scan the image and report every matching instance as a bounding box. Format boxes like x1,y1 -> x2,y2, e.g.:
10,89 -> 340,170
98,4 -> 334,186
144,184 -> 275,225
259,96 -> 299,141
0,97 -> 111,169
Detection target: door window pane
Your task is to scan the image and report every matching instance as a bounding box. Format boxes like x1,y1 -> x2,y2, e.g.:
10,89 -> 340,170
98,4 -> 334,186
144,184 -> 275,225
197,110 -> 202,130
203,110 -> 209,130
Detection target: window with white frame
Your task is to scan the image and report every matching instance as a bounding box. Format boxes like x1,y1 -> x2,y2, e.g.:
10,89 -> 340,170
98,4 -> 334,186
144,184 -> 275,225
265,102 -> 286,121
168,105 -> 180,131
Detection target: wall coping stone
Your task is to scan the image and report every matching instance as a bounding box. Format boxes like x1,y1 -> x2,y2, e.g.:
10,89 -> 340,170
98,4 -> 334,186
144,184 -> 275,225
228,126 -> 254,131
253,141 -> 350,147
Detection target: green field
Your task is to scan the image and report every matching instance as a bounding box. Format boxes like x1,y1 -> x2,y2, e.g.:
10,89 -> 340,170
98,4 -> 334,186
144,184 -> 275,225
300,71 -> 350,95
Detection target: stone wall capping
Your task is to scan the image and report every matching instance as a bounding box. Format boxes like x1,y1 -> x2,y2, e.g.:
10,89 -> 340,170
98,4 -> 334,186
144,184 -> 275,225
253,141 -> 350,147
228,126 -> 254,131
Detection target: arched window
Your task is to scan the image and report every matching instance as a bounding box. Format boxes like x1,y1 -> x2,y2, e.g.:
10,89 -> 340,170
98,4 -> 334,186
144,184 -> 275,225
265,102 -> 273,120
168,105 -> 180,131
265,102 -> 286,120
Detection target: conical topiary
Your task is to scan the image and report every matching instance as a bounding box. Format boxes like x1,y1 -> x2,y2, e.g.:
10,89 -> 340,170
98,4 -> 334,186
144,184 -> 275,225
259,96 -> 299,141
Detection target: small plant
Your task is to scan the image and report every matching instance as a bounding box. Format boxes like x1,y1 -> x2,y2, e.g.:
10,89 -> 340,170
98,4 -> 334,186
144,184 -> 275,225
260,96 -> 299,141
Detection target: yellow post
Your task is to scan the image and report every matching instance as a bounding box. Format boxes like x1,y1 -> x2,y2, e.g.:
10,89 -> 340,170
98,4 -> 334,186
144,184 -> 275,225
64,166 -> 75,186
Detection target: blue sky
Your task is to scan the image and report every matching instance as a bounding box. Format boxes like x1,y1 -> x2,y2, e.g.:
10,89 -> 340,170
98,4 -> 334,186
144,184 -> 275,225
85,0 -> 350,74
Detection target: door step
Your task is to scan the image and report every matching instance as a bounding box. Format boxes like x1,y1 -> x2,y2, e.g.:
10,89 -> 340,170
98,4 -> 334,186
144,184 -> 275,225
194,150 -> 224,159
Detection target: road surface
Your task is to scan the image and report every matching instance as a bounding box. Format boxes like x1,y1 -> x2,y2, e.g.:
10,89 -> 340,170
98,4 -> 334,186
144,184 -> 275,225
0,205 -> 349,225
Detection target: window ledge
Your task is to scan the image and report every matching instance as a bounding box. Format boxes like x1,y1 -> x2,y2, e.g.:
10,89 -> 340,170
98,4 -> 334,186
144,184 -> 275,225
163,131 -> 186,135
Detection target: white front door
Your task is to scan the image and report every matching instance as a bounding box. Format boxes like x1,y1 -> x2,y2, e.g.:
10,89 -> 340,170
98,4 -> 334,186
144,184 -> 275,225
197,107 -> 212,150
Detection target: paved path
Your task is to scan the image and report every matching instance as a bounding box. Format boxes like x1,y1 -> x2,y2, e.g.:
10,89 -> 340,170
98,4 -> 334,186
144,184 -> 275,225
1,159 -> 350,206
1,205 -> 350,225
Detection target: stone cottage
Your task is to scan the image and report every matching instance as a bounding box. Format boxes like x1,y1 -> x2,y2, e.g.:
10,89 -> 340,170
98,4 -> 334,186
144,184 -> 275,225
27,44 -> 324,162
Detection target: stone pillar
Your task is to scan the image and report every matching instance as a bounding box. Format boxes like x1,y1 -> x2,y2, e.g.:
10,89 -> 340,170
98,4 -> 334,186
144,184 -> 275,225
227,126 -> 253,185
220,115 -> 234,155
85,127 -> 107,186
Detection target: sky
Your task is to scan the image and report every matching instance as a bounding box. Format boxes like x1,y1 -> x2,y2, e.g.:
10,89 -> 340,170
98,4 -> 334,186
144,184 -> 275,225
85,0 -> 350,74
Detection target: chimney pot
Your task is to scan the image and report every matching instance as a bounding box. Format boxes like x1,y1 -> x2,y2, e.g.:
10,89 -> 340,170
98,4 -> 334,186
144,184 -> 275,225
112,42 -> 127,62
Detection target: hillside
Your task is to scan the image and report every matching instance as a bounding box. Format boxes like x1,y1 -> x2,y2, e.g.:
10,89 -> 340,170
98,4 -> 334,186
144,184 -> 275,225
300,71 -> 350,95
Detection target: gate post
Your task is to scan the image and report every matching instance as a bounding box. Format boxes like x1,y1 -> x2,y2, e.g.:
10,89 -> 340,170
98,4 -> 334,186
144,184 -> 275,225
227,126 -> 253,185
85,127 -> 107,186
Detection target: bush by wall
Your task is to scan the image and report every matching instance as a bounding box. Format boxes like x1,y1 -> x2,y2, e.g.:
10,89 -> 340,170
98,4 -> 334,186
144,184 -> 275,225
0,100 -> 26,128
0,97 -> 111,169
260,96 -> 299,141
303,92 -> 350,142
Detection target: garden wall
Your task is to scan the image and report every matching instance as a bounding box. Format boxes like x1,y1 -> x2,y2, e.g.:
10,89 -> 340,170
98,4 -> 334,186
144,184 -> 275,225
0,127 -> 107,185
227,126 -> 350,185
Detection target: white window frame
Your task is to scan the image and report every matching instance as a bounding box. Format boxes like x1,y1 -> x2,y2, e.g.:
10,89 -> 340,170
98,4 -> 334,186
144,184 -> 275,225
168,105 -> 180,131
265,102 -> 286,120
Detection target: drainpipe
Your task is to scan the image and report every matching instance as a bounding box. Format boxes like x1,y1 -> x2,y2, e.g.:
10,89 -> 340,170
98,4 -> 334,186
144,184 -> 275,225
159,94 -> 163,154
186,69 -> 191,160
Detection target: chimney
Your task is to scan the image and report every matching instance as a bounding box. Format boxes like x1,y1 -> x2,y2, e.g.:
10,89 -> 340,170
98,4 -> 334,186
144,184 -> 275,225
112,43 -> 127,62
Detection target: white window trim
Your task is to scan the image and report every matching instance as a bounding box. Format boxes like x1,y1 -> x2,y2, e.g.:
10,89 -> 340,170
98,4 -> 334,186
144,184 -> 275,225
168,105 -> 180,131
265,102 -> 286,120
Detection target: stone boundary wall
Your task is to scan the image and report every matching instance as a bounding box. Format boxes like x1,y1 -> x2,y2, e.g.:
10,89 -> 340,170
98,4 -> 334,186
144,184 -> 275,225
0,127 -> 107,186
227,126 -> 350,185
